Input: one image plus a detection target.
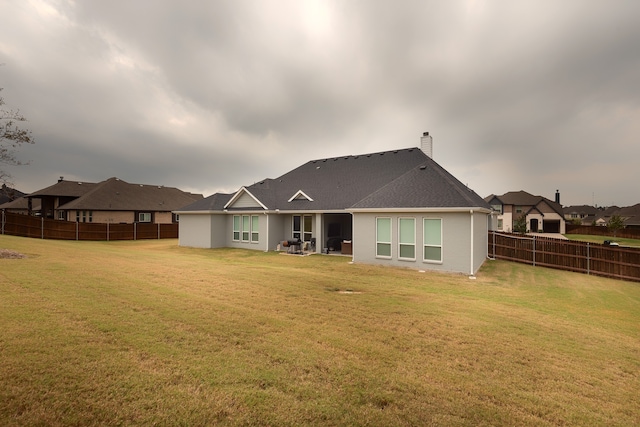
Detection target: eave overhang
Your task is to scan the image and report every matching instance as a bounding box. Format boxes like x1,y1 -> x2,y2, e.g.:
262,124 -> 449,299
223,187 -> 268,210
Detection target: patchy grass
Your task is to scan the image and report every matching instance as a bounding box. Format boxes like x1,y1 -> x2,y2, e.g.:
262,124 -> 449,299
1,235 -> 639,426
566,234 -> 640,247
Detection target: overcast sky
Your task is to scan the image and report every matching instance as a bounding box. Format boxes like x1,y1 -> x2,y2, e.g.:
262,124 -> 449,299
2,0 -> 639,207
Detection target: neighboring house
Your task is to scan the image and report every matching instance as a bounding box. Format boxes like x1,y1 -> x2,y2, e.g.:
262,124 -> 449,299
485,190 -> 566,234
176,133 -> 493,275
0,184 -> 25,205
0,196 -> 41,215
563,205 -> 601,225
0,185 -> 36,214
617,204 -> 640,229
17,177 -> 202,224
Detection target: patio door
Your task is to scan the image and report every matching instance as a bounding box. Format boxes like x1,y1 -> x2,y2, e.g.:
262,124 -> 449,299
303,215 -> 312,242
292,215 -> 313,242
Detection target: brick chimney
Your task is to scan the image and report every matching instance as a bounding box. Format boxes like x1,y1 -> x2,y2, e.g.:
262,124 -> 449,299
420,132 -> 433,158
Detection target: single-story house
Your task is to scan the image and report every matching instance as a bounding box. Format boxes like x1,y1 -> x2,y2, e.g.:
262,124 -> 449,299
15,177 -> 203,224
485,190 -> 566,233
176,133 -> 493,275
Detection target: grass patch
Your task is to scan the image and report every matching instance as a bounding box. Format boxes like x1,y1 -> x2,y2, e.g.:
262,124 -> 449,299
1,235 -> 639,426
566,234 -> 640,247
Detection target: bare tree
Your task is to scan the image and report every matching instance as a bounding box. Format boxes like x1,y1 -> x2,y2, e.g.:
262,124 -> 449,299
1,87 -> 35,189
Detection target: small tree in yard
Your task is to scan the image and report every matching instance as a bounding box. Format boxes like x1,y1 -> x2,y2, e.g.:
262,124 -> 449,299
607,214 -> 625,238
513,214 -> 527,233
1,87 -> 35,188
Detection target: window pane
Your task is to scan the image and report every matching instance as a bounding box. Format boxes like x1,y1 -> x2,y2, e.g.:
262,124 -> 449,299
293,215 -> 301,232
424,246 -> 441,261
233,216 -> 240,230
399,218 -> 415,244
251,216 -> 259,242
423,219 -> 441,246
377,243 -> 391,257
303,215 -> 312,232
400,244 -> 415,259
242,215 -> 250,241
376,218 -> 391,242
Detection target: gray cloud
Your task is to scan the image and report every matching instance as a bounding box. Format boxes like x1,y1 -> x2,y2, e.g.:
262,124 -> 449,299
1,0 -> 639,207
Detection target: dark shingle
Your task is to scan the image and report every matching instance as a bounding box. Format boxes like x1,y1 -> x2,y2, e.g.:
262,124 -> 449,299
184,147 -> 490,212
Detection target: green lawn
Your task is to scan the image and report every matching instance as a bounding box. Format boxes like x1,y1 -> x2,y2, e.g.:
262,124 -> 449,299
1,235 -> 639,426
565,233 -> 640,247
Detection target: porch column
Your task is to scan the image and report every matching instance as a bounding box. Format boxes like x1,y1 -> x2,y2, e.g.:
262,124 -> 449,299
315,213 -> 322,253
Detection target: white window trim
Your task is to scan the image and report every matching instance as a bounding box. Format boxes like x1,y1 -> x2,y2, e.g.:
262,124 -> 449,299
288,190 -> 314,202
139,212 -> 151,223
398,217 -> 416,261
422,217 -> 443,264
376,217 -> 392,259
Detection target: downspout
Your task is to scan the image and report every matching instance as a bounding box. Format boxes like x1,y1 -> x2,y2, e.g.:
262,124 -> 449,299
264,211 -> 269,252
470,210 -> 474,277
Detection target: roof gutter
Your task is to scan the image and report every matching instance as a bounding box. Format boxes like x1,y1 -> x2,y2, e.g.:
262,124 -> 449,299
347,207 -> 493,214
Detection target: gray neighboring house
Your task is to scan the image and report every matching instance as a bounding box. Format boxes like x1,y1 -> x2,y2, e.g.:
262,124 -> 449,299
176,133 -> 493,275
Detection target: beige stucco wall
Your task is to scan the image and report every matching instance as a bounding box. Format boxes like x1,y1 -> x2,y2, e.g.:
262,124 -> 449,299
65,210 -> 175,224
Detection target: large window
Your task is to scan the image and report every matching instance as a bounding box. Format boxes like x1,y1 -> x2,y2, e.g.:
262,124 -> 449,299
251,215 -> 259,242
233,215 -> 259,243
233,215 -> 240,241
376,217 -> 391,258
76,210 -> 93,223
398,218 -> 415,260
423,218 -> 442,263
242,215 -> 250,242
139,212 -> 151,223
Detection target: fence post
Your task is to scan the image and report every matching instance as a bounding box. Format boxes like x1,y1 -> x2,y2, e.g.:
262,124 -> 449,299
41,217 -> 44,239
158,222 -> 161,239
586,242 -> 590,275
532,235 -> 536,267
76,221 -> 79,241
107,222 -> 109,242
1,209 -> 4,235
492,231 -> 496,259
134,222 -> 137,241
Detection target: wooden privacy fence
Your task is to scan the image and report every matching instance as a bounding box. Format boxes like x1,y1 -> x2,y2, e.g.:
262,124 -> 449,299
488,231 -> 640,283
1,211 -> 178,241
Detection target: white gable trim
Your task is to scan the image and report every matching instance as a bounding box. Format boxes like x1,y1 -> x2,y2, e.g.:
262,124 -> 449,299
224,187 -> 268,210
288,190 -> 314,202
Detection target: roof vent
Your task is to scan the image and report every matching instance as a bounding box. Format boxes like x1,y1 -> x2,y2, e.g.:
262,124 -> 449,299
420,165 -> 427,170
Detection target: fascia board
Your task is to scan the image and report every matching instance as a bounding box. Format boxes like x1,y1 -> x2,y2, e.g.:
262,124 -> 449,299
172,210 -> 226,215
287,190 -> 314,202
347,207 -> 493,214
223,187 -> 268,210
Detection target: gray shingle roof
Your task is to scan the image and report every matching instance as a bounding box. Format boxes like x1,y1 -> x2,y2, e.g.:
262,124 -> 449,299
180,147 -> 491,212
